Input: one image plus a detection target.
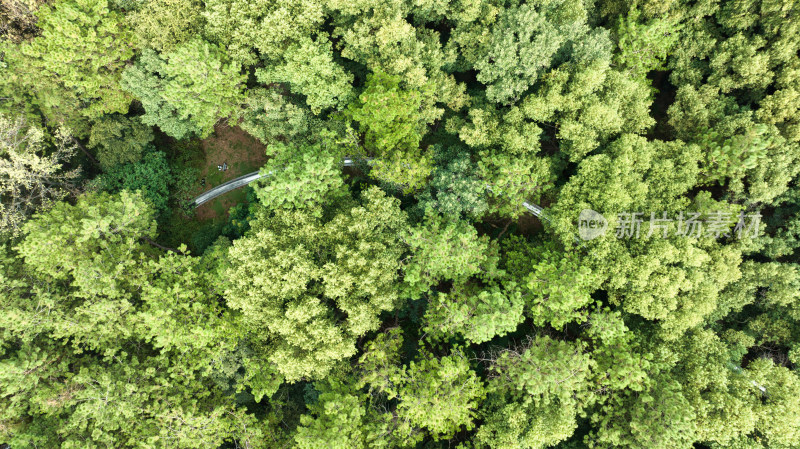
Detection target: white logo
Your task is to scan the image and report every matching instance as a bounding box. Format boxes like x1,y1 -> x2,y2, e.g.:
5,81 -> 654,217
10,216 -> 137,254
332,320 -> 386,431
579,209 -> 607,241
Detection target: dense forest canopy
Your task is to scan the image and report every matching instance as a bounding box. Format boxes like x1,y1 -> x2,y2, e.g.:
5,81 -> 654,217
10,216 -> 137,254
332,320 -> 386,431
1,0 -> 800,447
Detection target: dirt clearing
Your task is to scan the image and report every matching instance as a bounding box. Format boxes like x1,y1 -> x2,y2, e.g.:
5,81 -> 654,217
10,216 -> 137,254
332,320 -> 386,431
192,123 -> 268,220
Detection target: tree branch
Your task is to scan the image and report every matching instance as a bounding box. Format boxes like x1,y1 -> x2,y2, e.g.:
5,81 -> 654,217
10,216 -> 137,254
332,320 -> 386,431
140,235 -> 185,255
71,137 -> 100,167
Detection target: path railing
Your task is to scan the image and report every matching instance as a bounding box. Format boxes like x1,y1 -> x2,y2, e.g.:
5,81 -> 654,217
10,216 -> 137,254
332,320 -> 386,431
189,157 -> 769,395
193,158 -> 548,221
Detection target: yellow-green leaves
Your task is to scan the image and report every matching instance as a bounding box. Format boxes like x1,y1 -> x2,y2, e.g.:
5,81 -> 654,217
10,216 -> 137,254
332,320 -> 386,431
348,71 -> 436,191
2,0 -> 134,135
402,212 -> 493,296
225,187 -> 408,382
121,39 -> 245,139
396,349 -> 484,439
0,116 -> 80,236
254,144 -> 346,215
256,35 -> 354,114
17,190 -> 155,297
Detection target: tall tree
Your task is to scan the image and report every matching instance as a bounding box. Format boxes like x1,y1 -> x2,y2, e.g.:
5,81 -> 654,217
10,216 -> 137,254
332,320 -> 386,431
357,329 -> 485,441
120,38 -> 245,139
347,71 -> 435,192
91,148 -> 171,217
87,114 -> 154,169
131,0 -> 203,52
476,335 -> 593,449
253,143 -> 347,215
203,0 -> 352,113
454,0 -> 611,105
224,186 -> 409,381
401,211 -> 496,297
666,0 -> 800,205
1,0 -> 134,135
0,115 -> 80,236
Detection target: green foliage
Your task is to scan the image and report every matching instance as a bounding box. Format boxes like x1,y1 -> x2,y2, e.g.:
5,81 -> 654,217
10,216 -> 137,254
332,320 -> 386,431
120,38 -> 245,139
518,61 -> 655,161
665,0 -> 800,204
395,349 -> 485,439
475,335 -> 592,449
203,0 -> 351,113
131,0 -> 203,51
357,327 -> 405,395
613,8 -> 680,80
545,136 -> 751,339
746,359 -> 800,446
584,308 -> 650,394
370,152 -> 435,196
758,186 -> 800,258
463,0 -> 612,105
349,72 -> 425,156
16,190 -> 155,302
424,282 -> 524,344
202,0 -> 324,66
4,0 -> 800,446
294,380 -> 376,449
0,345 -> 262,448
358,330 -> 485,440
91,148 -> 171,216
503,237 -> 599,327
347,71 -> 434,191
88,114 -> 154,169
670,330 -> 762,444
697,124 -> 776,184
1,191 -> 273,447
668,86 -> 800,205
5,192 -> 154,358
0,115 -> 80,236
253,143 -> 346,215
219,188 -> 257,240
240,87 -> 321,145
548,134 -> 701,243
1,0 -> 134,135
489,335 -> 592,405
224,186 -> 408,381
588,374 -> 697,449
417,149 -> 489,220
326,0 -> 465,116
255,35 -> 354,114
474,397 -> 578,449
401,212 -> 495,297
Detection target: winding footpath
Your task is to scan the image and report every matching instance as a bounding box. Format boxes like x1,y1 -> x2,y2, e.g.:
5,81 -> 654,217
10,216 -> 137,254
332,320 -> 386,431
190,157 -> 767,395
193,171 -> 265,206
192,157 -> 547,219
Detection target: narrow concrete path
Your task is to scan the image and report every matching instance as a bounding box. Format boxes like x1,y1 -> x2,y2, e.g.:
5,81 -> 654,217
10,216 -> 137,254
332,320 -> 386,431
193,158 -> 358,207
189,157 -> 766,395
193,172 -> 265,206
191,157 -> 549,221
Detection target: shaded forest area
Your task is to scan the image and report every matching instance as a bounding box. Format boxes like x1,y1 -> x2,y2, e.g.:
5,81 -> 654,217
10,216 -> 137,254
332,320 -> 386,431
2,0 -> 800,447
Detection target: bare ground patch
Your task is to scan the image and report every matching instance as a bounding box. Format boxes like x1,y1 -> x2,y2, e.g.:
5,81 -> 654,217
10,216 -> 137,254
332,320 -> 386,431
192,123 -> 268,220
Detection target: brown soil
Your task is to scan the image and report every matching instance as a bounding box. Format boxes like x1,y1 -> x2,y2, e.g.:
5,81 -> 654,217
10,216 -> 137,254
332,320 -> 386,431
515,211 -> 545,235
193,123 -> 268,220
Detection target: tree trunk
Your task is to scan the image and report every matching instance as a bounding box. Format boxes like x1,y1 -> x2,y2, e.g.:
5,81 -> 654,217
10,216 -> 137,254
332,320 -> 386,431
140,235 -> 185,255
72,137 -> 100,167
